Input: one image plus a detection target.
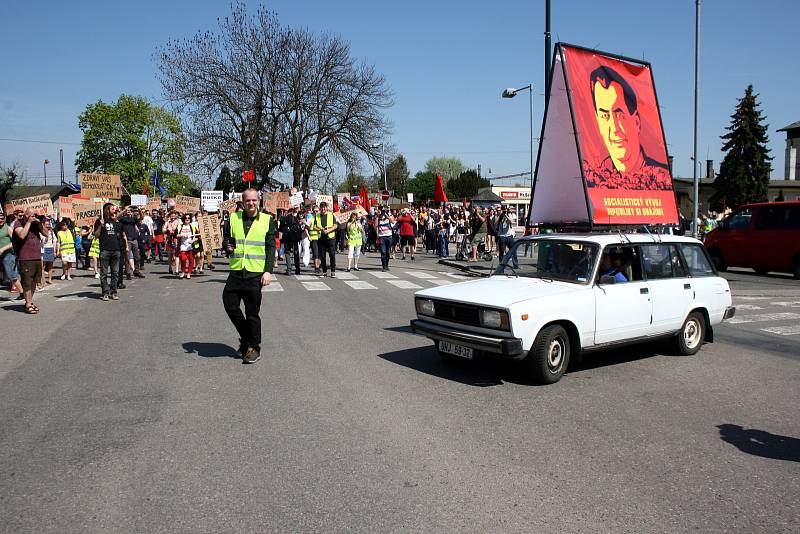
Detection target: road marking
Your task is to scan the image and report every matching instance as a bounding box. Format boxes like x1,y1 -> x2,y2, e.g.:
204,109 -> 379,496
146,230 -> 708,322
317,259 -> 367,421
334,271 -> 358,280
773,301 -> 800,308
55,295 -> 88,301
301,282 -> 331,291
295,275 -> 318,281
386,280 -> 422,289
262,282 -> 283,292
735,296 -> 770,301
345,281 -> 377,290
368,271 -> 398,279
405,271 -> 438,279
727,312 -> 800,324
761,325 -> 800,336
426,279 -> 453,285
443,272 -> 469,279
735,304 -> 763,311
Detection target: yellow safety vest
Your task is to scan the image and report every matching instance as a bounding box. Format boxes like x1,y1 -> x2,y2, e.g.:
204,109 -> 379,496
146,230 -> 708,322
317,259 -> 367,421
313,213 -> 336,239
57,230 -> 75,254
229,212 -> 271,272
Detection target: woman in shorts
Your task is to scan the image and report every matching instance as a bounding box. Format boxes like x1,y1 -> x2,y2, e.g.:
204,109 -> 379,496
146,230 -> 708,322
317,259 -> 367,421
345,212 -> 364,272
55,220 -> 76,280
39,219 -> 56,287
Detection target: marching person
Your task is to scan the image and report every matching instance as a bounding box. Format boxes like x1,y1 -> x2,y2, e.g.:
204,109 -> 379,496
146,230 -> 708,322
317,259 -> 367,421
55,220 -> 76,280
313,201 -> 337,278
375,207 -> 394,272
222,188 -> 276,364
94,202 -> 126,301
12,208 -> 49,314
345,212 -> 364,272
176,213 -> 198,279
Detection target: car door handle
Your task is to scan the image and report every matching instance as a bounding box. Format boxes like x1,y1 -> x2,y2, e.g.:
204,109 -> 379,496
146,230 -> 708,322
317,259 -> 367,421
640,287 -> 649,294
684,283 -> 691,289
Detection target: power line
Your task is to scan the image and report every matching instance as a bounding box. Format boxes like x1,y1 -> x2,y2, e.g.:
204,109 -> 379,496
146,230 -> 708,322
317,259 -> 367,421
0,137 -> 81,146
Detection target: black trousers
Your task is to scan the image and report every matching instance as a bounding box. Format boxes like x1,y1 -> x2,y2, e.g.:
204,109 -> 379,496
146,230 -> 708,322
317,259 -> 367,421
318,237 -> 336,273
284,241 -> 300,274
223,274 -> 263,349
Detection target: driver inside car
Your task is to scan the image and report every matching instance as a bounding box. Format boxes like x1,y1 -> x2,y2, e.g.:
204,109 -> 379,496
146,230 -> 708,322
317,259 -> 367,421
598,252 -> 628,283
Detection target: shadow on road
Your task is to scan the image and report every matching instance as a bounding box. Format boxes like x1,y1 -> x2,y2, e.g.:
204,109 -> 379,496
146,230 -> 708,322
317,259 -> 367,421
53,291 -> 102,300
571,341 -> 665,373
182,341 -> 239,359
383,325 -> 415,335
197,279 -> 226,284
718,424 -> 800,462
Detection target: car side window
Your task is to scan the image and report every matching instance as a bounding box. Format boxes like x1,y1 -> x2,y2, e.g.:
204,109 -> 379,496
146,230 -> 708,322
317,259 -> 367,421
679,244 -> 715,277
756,205 -> 800,230
641,244 -> 687,280
597,245 -> 643,284
725,208 -> 752,230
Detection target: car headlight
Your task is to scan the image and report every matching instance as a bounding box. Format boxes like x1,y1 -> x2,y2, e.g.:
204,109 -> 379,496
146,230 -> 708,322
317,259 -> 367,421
415,298 -> 435,316
479,309 -> 509,330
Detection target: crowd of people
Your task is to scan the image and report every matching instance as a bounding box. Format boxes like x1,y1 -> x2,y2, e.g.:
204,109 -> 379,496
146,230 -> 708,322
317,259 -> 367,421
0,198 -> 522,313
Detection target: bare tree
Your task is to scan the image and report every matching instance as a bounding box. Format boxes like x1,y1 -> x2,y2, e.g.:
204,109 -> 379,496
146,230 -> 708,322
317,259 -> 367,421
157,3 -> 393,192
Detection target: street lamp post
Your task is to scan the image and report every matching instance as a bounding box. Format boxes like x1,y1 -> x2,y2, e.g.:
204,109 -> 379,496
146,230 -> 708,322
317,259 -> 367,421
43,159 -> 50,186
501,85 -> 534,190
370,142 -> 387,193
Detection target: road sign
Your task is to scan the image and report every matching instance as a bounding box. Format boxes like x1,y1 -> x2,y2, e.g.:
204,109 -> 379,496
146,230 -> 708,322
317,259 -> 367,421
381,190 -> 390,201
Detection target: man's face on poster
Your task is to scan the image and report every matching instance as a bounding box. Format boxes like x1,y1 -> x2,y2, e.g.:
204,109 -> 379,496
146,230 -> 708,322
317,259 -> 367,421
593,80 -> 641,173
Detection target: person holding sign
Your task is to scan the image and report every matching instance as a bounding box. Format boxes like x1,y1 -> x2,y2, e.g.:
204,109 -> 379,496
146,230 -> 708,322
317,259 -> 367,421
176,214 -> 199,279
222,188 -> 276,364
12,208 -> 50,314
93,203 -> 126,301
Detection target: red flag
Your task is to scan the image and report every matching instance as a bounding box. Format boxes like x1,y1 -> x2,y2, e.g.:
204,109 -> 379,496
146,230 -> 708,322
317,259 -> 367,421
463,197 -> 468,208
142,181 -> 150,196
242,169 -> 254,182
434,174 -> 448,203
360,185 -> 370,212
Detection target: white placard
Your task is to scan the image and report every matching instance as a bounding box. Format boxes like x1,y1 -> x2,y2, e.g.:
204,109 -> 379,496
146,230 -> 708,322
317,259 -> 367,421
407,193 -> 414,203
289,192 -> 304,207
201,190 -> 224,211
130,194 -> 147,206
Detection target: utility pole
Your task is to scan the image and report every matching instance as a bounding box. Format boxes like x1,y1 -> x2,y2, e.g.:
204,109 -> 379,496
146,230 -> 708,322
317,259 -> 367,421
59,148 -> 65,185
692,0 -> 701,238
544,0 -> 551,100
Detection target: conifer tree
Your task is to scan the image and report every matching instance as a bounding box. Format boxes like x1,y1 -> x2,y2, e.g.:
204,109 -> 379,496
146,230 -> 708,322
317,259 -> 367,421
710,85 -> 772,210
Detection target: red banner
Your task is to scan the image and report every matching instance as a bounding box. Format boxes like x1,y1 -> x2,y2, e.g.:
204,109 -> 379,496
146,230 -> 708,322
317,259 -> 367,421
562,45 -> 678,225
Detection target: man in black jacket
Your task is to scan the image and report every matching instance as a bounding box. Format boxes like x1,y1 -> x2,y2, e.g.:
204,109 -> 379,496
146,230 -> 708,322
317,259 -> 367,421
278,207 -> 301,275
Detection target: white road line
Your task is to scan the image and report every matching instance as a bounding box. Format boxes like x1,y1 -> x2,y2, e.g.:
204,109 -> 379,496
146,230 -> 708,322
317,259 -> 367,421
735,304 -> 763,311
386,280 -> 422,289
345,281 -> 377,290
262,282 -> 283,292
55,296 -> 89,301
727,312 -> 800,324
367,271 -> 398,279
735,296 -> 770,301
334,271 -> 358,280
761,325 -> 800,336
773,301 -> 800,308
301,282 -> 331,291
404,271 -> 438,279
443,272 -> 469,279
295,274 -> 319,281
426,279 -> 453,285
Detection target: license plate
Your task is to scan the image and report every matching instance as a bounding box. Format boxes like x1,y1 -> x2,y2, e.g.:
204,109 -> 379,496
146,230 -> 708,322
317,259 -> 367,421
439,341 -> 473,359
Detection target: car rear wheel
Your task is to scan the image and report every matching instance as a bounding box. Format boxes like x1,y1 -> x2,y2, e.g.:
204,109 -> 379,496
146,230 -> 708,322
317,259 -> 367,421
793,257 -> 800,280
675,312 -> 705,356
709,249 -> 727,272
527,324 -> 570,384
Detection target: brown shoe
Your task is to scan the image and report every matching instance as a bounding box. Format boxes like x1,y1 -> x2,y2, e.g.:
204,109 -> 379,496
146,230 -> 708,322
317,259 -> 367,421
243,347 -> 261,364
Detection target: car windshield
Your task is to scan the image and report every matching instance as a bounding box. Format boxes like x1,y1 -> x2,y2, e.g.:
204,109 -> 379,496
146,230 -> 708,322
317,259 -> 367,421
494,239 -> 599,284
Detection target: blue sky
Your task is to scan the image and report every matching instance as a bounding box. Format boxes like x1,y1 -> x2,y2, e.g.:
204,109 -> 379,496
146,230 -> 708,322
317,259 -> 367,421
1,0 -> 797,187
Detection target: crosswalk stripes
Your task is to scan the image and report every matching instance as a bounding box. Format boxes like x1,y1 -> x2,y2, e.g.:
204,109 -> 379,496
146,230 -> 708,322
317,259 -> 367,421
426,279 -> 454,285
295,274 -> 318,281
386,280 -> 422,289
405,271 -> 438,279
262,282 -> 283,292
334,271 -> 358,280
345,281 -> 377,290
367,271 -> 398,279
301,281 -> 331,291
761,324 -> 800,336
727,312 -> 800,325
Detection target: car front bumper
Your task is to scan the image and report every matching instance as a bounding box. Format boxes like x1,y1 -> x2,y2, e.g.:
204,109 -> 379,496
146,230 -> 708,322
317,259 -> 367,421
410,318 -> 525,358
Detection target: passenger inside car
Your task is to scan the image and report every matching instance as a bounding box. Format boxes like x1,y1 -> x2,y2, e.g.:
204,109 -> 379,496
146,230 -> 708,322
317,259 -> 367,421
598,250 -> 628,283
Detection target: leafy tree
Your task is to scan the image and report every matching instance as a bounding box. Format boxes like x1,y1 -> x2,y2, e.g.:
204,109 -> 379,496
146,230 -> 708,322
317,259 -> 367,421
0,161 -> 24,209
424,156 -> 465,183
76,94 -> 188,194
447,169 -> 490,199
710,85 -> 772,211
405,171 -> 435,202
386,155 -> 410,196
337,171 -> 368,194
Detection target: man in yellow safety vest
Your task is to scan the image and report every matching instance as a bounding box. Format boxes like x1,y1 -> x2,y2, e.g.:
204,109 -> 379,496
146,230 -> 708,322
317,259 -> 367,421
312,201 -> 338,278
222,188 -> 276,364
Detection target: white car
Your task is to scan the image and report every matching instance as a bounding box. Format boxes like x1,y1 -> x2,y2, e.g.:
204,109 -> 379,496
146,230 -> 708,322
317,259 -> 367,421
411,233 -> 736,384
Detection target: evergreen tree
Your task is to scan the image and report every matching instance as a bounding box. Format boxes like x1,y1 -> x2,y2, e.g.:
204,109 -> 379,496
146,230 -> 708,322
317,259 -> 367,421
214,166 -> 233,192
447,170 -> 490,199
710,85 -> 772,211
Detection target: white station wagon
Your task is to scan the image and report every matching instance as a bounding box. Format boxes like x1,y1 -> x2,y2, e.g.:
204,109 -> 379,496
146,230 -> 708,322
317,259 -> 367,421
411,233 -> 736,384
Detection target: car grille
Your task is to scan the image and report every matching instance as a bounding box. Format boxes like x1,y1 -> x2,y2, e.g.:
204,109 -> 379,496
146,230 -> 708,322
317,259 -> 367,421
434,300 -> 480,327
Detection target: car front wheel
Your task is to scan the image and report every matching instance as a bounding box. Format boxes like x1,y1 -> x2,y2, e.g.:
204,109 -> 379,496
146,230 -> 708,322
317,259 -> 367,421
675,312 -> 705,356
527,324 -> 570,384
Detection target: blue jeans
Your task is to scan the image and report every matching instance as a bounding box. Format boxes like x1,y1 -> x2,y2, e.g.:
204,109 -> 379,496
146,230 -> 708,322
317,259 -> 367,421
497,235 -> 517,268
1,251 -> 19,282
437,233 -> 449,257
379,236 -> 392,269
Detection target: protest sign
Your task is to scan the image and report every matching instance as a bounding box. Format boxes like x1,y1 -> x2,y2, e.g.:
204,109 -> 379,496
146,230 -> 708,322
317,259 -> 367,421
201,190 -> 224,212
407,193 -> 414,203
289,191 -> 304,208
262,192 -> 291,213
334,205 -> 367,223
9,194 -> 55,217
315,194 -> 333,207
174,195 -> 201,213
130,194 -> 147,206
79,173 -> 121,199
145,197 -> 162,212
262,192 -> 277,214
198,214 -> 223,250
57,196 -> 75,221
217,199 -> 238,213
73,200 -> 102,227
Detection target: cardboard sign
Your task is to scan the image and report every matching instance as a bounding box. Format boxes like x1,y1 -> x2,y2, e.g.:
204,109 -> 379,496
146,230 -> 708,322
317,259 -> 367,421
9,194 -> 55,217
73,200 -> 103,227
289,191 -> 304,208
201,190 -> 224,212
130,194 -> 147,206
198,214 -> 222,250
262,192 -> 291,213
315,194 -> 333,207
57,196 -> 75,221
79,173 -> 121,199
217,199 -> 238,213
529,44 -> 678,226
174,195 -> 201,214
334,205 -> 367,224
145,197 -> 162,212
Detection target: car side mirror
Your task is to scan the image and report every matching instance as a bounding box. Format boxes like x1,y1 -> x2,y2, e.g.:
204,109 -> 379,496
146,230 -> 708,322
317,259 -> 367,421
599,275 -> 616,285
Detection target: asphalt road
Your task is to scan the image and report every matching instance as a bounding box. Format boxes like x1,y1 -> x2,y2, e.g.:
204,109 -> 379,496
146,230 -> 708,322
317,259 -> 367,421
1,251 -> 798,533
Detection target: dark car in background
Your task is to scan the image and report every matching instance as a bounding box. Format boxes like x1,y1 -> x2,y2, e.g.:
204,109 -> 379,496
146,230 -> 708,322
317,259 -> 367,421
704,201 -> 800,279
